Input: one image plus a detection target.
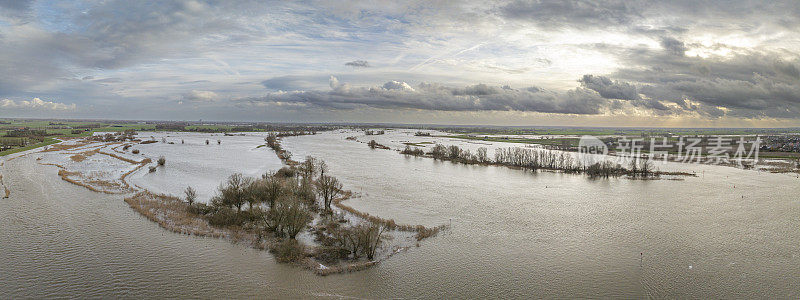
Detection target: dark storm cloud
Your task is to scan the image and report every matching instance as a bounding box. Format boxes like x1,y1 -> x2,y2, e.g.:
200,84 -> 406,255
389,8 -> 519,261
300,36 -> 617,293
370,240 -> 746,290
243,78 -> 611,114
588,40 -> 800,118
344,60 -> 370,68
262,76 -> 322,91
659,36 -> 687,56
578,75 -> 640,100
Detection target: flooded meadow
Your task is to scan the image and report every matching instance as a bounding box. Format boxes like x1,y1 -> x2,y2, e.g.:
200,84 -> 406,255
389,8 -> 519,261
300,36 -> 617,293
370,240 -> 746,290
1,129 -> 799,298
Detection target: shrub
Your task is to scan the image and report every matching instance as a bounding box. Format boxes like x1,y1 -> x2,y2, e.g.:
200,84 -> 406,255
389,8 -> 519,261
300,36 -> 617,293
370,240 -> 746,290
157,156 -> 166,166
270,238 -> 306,263
314,246 -> 350,263
400,145 -> 424,156
275,166 -> 295,178
186,202 -> 215,215
148,166 -> 157,173
266,133 -> 278,148
207,207 -> 248,227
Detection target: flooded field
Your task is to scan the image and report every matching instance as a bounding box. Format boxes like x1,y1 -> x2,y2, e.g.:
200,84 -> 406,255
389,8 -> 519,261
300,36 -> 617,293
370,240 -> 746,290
2,130 -> 799,298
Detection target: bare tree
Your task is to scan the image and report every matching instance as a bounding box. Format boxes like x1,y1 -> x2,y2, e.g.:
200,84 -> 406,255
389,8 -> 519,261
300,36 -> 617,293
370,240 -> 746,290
628,158 -> 639,174
639,156 -> 654,176
430,144 -> 447,159
184,186 -> 197,205
244,180 -> 263,210
260,173 -> 284,208
263,197 -> 312,239
316,174 -> 342,211
325,222 -> 386,260
476,147 -> 488,163
447,145 -> 461,160
359,222 -> 387,260
216,173 -> 252,211
298,156 -> 318,180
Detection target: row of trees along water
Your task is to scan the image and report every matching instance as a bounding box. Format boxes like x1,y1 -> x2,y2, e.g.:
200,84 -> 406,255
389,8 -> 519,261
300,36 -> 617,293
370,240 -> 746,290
401,143 -> 656,177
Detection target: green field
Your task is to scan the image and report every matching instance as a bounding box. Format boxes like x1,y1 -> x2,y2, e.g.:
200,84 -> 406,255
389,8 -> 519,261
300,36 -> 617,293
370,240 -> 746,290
0,138 -> 60,156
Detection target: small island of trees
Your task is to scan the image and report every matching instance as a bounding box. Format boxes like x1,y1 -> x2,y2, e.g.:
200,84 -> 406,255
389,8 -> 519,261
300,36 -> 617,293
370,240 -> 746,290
401,143 -> 677,178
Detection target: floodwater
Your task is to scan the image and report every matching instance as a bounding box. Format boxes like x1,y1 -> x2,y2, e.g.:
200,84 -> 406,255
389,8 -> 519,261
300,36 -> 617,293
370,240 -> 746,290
125,132 -> 285,203
1,130 -> 799,298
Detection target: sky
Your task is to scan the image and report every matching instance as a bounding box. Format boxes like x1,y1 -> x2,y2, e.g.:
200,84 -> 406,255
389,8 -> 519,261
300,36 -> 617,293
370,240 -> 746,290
1,0 -> 799,127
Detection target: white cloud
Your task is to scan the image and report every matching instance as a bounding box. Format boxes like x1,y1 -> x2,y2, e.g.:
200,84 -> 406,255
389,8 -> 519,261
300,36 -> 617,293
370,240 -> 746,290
0,98 -> 76,110
180,90 -> 219,103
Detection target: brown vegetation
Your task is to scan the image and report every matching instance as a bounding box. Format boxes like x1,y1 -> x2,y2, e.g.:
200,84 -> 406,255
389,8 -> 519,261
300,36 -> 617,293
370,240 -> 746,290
99,151 -> 143,164
70,154 -> 88,162
1,174 -> 8,198
124,191 -> 231,238
57,169 -> 119,194
41,141 -> 90,152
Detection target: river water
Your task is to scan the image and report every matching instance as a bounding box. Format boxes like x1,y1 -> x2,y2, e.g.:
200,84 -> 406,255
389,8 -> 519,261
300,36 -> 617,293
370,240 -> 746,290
1,130 -> 799,298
